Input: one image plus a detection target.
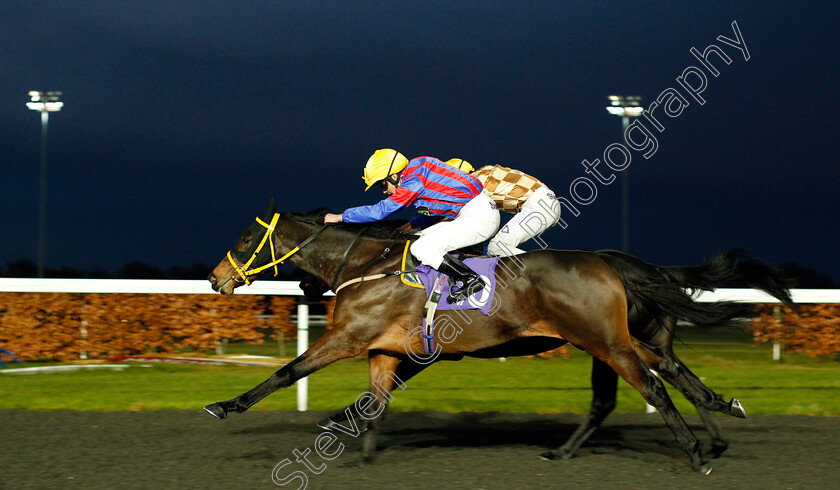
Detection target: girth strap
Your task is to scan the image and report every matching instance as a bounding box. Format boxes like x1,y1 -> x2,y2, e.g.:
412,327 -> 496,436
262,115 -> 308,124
332,238 -> 404,294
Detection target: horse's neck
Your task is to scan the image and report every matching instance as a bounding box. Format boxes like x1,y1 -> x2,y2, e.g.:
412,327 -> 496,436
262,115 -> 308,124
279,221 -> 402,287
334,238 -> 404,284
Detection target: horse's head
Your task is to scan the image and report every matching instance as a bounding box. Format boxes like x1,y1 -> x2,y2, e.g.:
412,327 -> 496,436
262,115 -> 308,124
208,198 -> 280,295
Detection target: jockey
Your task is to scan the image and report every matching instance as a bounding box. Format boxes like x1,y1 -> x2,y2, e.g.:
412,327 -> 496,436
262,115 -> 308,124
324,149 -> 500,302
444,159 -> 561,256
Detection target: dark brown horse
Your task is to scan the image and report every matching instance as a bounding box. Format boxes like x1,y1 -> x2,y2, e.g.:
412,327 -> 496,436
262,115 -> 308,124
316,248 -> 795,461
205,199 -> 794,473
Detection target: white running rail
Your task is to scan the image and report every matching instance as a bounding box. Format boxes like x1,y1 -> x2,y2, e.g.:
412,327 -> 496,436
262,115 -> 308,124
1,279 -> 837,412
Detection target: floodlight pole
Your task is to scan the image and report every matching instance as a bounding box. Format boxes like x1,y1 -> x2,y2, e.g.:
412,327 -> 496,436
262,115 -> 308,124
37,111 -> 49,278
607,95 -> 642,252
621,115 -> 630,253
27,91 -> 63,278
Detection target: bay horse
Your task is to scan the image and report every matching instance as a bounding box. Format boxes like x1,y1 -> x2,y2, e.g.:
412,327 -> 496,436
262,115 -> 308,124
205,199 -> 794,473
315,247 -> 795,460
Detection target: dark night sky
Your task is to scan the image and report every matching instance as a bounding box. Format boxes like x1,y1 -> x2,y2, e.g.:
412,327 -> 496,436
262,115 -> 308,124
2,1 -> 838,282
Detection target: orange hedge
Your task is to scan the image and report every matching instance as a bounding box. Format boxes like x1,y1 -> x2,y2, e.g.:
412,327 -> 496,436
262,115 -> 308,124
8,295 -> 833,362
751,303 -> 840,359
0,293 -> 297,361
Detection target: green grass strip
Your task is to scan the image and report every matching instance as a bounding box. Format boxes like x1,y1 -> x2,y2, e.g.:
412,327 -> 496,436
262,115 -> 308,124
2,338 -> 839,415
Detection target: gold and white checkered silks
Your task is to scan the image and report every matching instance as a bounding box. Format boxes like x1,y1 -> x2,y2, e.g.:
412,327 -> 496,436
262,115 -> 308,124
472,165 -> 545,214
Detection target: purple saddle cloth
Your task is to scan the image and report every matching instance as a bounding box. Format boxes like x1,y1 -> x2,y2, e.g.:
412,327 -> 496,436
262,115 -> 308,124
415,256 -> 500,315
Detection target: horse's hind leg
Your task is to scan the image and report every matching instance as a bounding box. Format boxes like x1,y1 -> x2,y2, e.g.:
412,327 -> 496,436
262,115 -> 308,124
599,347 -> 710,473
635,342 -> 745,419
695,407 -> 729,458
634,343 -> 743,458
556,353 -> 731,461
204,326 -> 369,419
550,357 -> 618,460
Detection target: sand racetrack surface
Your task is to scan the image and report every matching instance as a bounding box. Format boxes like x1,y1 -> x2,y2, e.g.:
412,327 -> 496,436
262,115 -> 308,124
2,410 -> 838,489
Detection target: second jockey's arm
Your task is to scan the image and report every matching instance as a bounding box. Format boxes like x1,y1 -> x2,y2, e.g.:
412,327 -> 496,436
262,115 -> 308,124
395,221 -> 416,234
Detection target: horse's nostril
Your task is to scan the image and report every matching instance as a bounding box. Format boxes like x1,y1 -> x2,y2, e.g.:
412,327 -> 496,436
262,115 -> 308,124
208,274 -> 216,284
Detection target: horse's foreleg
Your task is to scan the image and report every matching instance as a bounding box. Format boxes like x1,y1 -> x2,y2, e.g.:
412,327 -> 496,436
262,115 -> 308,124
548,357 -> 618,460
316,353 -> 427,463
204,327 -> 368,419
359,352 -> 404,463
318,355 -> 428,434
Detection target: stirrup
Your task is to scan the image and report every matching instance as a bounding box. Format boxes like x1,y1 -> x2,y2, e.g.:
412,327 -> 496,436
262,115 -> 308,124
438,254 -> 485,303
446,276 -> 485,303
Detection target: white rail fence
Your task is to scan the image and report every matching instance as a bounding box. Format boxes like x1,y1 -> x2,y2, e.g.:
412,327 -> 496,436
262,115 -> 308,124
2,279 -> 838,412
3,279 -> 838,302
0,279 -> 334,411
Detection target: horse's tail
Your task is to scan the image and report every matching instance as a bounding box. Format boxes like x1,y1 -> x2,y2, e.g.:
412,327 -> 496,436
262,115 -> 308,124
660,249 -> 797,310
597,249 -> 795,331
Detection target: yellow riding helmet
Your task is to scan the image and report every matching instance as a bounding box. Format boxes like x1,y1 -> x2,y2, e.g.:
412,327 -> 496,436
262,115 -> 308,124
363,149 -> 409,191
445,158 -> 475,173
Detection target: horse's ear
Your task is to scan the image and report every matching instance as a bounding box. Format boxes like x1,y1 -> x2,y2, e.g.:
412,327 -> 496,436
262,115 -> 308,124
261,198 -> 277,221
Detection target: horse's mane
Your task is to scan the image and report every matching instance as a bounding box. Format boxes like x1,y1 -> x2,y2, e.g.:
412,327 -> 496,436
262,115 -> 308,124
279,208 -> 414,240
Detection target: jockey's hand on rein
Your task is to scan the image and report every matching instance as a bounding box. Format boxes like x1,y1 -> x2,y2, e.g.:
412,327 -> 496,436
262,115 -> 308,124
324,213 -> 343,224
394,221 -> 416,235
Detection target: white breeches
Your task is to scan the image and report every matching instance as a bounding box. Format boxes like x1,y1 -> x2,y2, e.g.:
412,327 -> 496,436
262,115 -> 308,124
486,185 -> 561,256
410,192 -> 500,269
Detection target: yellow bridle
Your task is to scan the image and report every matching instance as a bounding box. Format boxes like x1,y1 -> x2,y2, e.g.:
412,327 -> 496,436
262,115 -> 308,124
226,213 -> 311,285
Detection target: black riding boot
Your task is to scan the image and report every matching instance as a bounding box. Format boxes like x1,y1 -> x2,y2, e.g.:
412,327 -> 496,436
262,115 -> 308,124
438,255 -> 486,304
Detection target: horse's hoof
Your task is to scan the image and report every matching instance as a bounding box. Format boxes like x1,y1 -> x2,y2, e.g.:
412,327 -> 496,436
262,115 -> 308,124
695,462 -> 713,475
203,403 -> 227,420
361,445 -> 377,465
539,451 -> 560,461
704,440 -> 729,459
317,416 -> 336,431
558,445 -> 578,459
730,398 -> 747,418
318,415 -> 369,433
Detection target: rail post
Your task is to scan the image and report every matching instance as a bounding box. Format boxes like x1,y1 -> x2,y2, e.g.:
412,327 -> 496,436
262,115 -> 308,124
772,305 -> 784,362
296,302 -> 309,411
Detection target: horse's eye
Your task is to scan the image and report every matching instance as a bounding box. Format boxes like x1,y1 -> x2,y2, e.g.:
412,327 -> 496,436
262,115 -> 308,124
242,237 -> 251,245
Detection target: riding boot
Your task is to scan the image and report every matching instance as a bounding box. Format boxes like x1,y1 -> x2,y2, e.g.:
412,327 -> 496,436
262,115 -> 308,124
438,255 -> 486,304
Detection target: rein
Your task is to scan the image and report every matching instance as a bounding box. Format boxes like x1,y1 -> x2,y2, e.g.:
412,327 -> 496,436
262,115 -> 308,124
227,214 -> 329,285
329,227 -> 368,292
228,212 -> 408,293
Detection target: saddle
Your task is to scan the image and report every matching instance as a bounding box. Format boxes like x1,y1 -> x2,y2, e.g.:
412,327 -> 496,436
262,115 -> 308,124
399,242 -> 424,289
403,242 -> 500,313
399,240 -> 501,356
399,241 -> 486,290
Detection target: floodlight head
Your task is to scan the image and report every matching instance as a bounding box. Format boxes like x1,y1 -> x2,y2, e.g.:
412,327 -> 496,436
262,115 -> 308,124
27,91 -> 63,112
606,95 -> 642,117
